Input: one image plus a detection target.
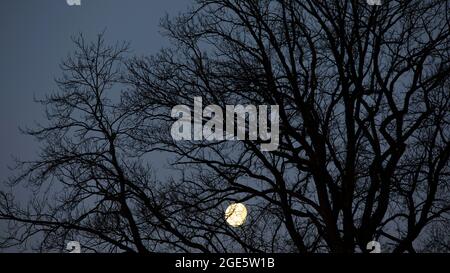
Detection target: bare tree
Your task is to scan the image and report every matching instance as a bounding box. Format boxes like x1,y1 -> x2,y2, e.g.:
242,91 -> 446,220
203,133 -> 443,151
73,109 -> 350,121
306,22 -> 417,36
423,218 -> 450,252
1,0 -> 450,253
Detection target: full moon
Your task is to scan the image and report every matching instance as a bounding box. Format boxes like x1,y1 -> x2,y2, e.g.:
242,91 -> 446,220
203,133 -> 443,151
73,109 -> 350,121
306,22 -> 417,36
225,203 -> 247,227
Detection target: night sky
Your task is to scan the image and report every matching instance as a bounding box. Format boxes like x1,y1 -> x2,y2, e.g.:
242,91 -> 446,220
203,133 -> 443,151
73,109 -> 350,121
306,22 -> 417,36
0,0 -> 188,185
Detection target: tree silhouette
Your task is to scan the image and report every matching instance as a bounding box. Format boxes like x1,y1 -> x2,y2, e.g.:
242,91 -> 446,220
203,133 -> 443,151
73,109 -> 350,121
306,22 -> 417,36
1,0 -> 449,253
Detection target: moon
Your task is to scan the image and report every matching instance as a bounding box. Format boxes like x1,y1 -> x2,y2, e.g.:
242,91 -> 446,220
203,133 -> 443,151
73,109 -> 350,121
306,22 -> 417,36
225,203 -> 247,227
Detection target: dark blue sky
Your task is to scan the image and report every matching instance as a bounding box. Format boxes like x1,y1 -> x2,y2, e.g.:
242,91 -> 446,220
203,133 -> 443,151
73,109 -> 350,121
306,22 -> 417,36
0,0 -> 189,180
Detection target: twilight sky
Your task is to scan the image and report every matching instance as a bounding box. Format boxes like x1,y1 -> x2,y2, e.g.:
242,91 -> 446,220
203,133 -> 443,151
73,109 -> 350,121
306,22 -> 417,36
0,0 -> 189,183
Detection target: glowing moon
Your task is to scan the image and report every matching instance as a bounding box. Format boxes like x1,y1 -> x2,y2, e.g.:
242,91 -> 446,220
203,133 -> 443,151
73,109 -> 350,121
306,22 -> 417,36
225,203 -> 247,227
